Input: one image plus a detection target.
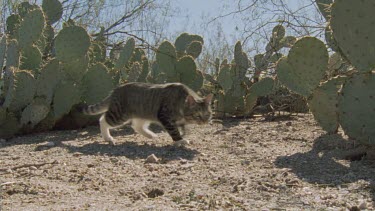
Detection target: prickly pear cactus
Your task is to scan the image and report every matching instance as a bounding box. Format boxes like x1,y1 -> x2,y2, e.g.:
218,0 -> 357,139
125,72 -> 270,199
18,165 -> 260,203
217,62 -> 233,92
53,80 -> 81,119
17,2 -> 39,18
315,0 -> 333,21
42,0 -> 63,24
36,59 -> 62,104
61,55 -> 89,82
20,45 -> 42,73
55,25 -> 91,62
115,38 -> 135,70
176,55 -> 203,91
249,77 -> 275,97
82,63 -> 115,105
18,7 -> 46,48
0,112 -> 20,139
330,0 -> 375,72
126,62 -> 142,82
276,37 -> 328,97
175,33 -> 204,58
20,97 -> 50,127
338,73 -> 375,145
156,41 -> 178,82
3,69 -> 36,112
0,36 -> 6,78
186,41 -> 203,59
6,14 -> 21,38
308,76 -> 346,134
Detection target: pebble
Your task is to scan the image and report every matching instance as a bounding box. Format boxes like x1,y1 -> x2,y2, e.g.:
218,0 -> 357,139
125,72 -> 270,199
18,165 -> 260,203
29,166 -> 38,170
46,142 -> 55,147
145,154 -> 159,163
359,201 -> 367,210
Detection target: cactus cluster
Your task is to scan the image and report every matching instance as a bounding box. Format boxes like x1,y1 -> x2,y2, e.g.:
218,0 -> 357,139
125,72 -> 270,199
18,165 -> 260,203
149,33 -> 204,91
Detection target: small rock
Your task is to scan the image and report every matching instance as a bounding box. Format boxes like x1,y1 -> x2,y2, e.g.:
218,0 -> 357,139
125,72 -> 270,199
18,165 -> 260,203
286,122 -> 292,126
359,201 -> 367,210
73,152 -> 83,157
147,188 -> 164,198
29,166 -> 37,170
46,142 -> 55,147
145,154 -> 159,163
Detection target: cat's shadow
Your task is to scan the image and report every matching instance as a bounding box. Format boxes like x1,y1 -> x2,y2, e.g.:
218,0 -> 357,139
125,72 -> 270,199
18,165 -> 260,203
61,140 -> 199,162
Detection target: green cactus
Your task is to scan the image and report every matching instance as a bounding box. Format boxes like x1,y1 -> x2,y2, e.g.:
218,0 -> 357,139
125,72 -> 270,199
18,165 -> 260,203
55,25 -> 91,62
217,62 -> 233,92
338,72 -> 375,144
271,25 -> 285,42
36,59 -> 62,104
20,97 -> 50,127
42,0 -> 63,24
0,36 -> 6,78
176,55 -> 203,91
17,2 -> 39,18
316,0 -> 333,21
249,77 -> 275,97
138,57 -> 149,82
18,7 -> 46,49
330,0 -> 375,72
276,37 -> 328,97
53,80 -> 81,119
280,36 -> 297,48
3,69 -> 36,112
308,76 -> 345,134
186,41 -> 203,59
20,45 -> 42,73
175,33 -> 204,58
324,25 -> 339,52
6,39 -> 20,69
125,62 -> 142,82
36,24 -> 55,55
156,41 -> 178,82
234,41 -> 250,77
115,38 -> 135,70
6,14 -> 21,38
0,111 -> 20,139
82,63 -> 115,105
244,92 -> 258,114
61,55 -> 89,82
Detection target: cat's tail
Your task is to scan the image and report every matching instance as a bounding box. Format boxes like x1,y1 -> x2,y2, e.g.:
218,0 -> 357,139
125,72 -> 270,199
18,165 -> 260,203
80,96 -> 110,115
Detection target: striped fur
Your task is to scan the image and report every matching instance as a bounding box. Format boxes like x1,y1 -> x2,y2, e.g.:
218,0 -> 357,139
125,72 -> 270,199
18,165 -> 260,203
81,82 -> 213,145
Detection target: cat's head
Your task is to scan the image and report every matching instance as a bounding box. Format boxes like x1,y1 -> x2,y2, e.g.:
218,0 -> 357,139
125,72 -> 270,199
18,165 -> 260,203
184,94 -> 213,124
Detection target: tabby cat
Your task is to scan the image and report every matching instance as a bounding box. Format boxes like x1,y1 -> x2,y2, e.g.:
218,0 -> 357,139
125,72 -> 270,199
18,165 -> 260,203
81,82 -> 213,146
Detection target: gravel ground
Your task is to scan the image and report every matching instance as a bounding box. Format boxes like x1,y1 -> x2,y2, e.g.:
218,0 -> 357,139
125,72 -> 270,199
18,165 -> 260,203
1,114 -> 374,210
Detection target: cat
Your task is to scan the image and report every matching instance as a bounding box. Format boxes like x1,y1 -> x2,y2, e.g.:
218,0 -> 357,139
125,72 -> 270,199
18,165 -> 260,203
80,82 -> 213,146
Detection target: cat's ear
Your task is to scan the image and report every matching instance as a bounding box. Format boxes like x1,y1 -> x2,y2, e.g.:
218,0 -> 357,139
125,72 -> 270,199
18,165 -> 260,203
186,95 -> 196,107
204,94 -> 213,105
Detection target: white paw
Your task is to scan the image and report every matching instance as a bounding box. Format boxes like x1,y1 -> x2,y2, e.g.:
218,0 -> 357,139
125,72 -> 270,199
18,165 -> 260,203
104,136 -> 115,145
173,139 -> 190,147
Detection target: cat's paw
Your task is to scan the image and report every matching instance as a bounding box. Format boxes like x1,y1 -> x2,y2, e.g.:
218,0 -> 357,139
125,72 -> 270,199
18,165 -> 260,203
173,139 -> 190,147
104,136 -> 115,145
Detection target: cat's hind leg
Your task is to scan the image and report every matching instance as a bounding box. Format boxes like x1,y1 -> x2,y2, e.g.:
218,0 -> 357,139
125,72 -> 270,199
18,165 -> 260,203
131,118 -> 158,139
99,115 -> 115,144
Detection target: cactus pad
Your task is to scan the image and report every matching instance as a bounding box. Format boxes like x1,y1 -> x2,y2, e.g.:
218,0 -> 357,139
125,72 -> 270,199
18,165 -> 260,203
82,63 -> 114,105
115,38 -> 135,69
20,97 -> 50,127
61,55 -> 89,82
3,69 -> 36,112
36,59 -> 62,104
249,77 -> 275,97
338,72 -> 375,145
276,37 -> 328,97
186,41 -> 203,59
156,41 -> 178,81
20,45 -> 42,72
55,25 -> 91,62
330,0 -> 375,72
6,14 -> 21,38
18,8 -> 46,48
308,76 -> 346,134
53,80 -> 81,119
0,36 -> 6,77
42,0 -> 63,24
217,63 -> 233,92
0,112 -> 20,139
176,55 -> 203,90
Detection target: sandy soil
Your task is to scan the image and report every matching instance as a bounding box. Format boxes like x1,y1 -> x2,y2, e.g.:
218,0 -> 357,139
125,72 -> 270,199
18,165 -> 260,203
1,114 -> 374,210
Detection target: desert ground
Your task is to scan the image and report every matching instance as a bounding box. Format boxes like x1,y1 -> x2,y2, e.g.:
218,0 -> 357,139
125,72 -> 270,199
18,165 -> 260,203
1,114 -> 374,210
